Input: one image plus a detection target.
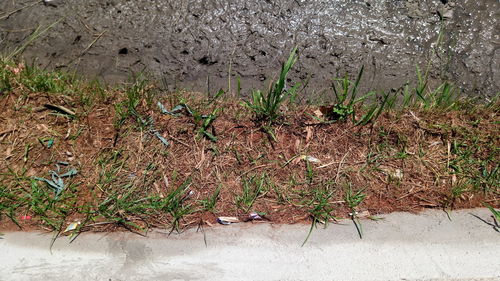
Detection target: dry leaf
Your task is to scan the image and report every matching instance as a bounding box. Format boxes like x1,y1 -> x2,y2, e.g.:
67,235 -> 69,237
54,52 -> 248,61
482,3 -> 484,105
305,126 -> 313,143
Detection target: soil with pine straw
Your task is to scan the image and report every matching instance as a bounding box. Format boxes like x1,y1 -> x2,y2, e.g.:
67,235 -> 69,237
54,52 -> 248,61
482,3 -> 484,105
0,70 -> 498,234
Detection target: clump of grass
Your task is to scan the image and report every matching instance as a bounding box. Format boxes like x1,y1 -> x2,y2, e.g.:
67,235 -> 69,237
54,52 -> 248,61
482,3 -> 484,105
200,184 -> 221,213
158,90 -> 225,142
114,75 -> 150,129
235,173 -> 269,213
243,47 -> 300,122
157,177 -> 194,233
302,187 -> 337,246
399,66 -> 461,111
345,184 -> 367,239
92,170 -> 194,234
20,62 -> 73,94
315,66 -> 389,126
0,184 -> 22,226
484,203 -> 500,231
449,138 -> 499,194
0,61 -> 13,94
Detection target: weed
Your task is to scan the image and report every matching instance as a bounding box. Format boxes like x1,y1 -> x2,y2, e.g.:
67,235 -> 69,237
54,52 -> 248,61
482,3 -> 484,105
20,62 -> 72,93
158,98 -> 221,142
316,66 -> 389,126
306,161 -> 314,185
159,177 -> 194,233
302,187 -> 337,246
243,47 -> 300,122
235,174 -> 269,213
484,203 -> 500,231
330,66 -> 373,121
198,108 -> 219,142
33,164 -> 77,199
200,184 -> 221,213
345,184 -> 367,239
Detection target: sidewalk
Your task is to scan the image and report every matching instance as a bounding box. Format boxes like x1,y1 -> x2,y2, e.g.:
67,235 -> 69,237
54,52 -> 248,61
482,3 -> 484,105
0,208 -> 499,281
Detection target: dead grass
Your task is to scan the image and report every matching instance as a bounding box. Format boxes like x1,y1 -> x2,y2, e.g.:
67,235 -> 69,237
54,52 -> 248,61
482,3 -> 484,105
0,61 -> 498,235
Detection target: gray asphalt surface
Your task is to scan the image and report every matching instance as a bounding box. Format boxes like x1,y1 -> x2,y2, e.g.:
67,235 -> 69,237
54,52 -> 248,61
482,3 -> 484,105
0,208 -> 499,281
1,0 -> 499,96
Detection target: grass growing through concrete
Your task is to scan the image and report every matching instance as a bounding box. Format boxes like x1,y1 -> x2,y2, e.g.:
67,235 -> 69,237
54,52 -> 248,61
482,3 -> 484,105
0,51 -> 498,242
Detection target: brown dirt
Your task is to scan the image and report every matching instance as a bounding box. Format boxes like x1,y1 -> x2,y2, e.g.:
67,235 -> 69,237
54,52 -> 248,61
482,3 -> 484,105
0,85 -> 499,233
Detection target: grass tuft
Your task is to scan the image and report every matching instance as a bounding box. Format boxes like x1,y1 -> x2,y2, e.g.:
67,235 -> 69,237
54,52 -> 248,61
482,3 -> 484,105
243,47 -> 300,122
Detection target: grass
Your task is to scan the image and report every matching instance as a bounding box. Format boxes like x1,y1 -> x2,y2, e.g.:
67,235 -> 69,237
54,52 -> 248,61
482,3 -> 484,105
345,185 -> 367,239
0,50 -> 498,240
311,66 -> 392,127
484,204 -> 499,231
200,184 -> 221,213
243,47 -> 300,123
302,187 -> 337,246
235,174 -> 269,213
2,19 -> 63,61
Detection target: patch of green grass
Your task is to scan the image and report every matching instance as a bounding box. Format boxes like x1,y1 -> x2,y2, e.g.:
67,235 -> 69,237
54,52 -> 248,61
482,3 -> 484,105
94,186 -> 155,231
158,177 -> 194,233
313,66 -> 390,126
243,47 -> 300,122
235,173 -> 269,213
0,184 -> 21,225
200,184 -> 221,213
20,62 -> 73,94
91,171 -> 194,234
449,138 -> 499,194
302,186 -> 337,246
0,166 -> 79,231
0,61 -> 13,94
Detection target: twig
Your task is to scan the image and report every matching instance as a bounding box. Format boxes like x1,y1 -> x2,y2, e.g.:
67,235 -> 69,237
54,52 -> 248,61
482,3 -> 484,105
335,150 -> 350,183
81,30 -> 106,56
0,1 -> 39,20
169,136 -> 191,148
241,164 -> 269,177
396,188 -> 426,200
67,30 -> 107,65
0,129 -> 15,137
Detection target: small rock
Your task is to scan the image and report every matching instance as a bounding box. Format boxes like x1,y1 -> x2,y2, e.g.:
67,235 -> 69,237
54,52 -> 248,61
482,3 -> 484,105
442,9 -> 453,19
43,0 -> 60,7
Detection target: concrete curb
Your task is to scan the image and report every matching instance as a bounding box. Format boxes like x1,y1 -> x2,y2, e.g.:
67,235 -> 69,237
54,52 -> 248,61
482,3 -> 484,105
1,208 -> 499,281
